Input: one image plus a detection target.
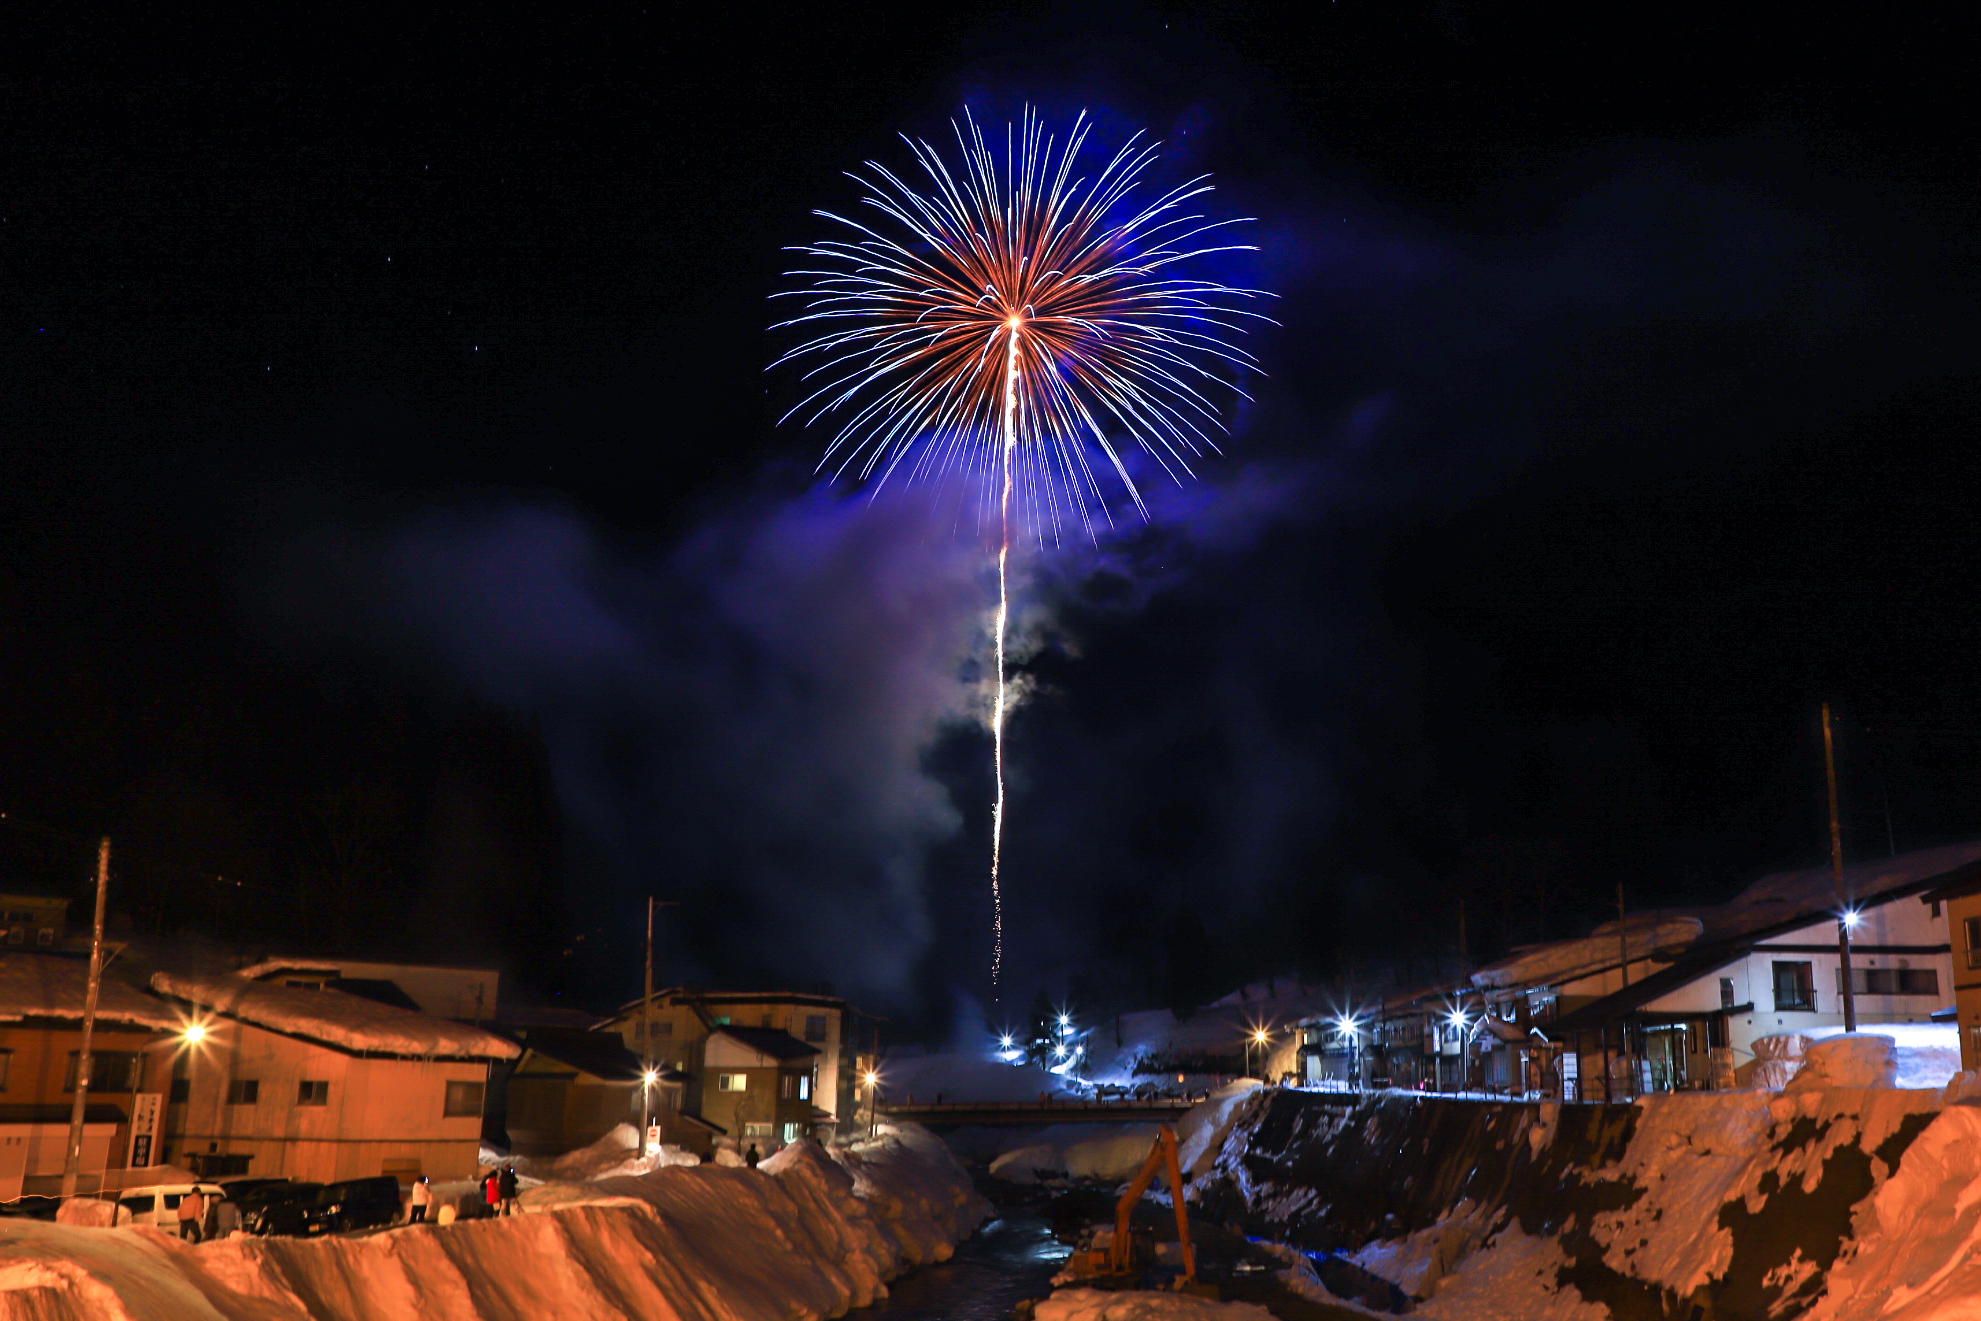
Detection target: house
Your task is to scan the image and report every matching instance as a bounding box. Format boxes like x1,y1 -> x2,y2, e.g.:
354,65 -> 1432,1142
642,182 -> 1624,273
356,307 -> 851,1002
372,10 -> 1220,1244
145,969 -> 519,1181
0,894 -> 67,950
502,1025 -> 698,1156
0,951 -> 182,1198
1916,870 -> 1981,1072
1516,842 -> 1979,1099
698,1026 -> 823,1150
599,987 -> 854,1136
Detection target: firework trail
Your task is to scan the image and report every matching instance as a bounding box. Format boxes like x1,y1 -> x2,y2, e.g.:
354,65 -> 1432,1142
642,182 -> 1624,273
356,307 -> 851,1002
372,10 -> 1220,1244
773,109 -> 1271,992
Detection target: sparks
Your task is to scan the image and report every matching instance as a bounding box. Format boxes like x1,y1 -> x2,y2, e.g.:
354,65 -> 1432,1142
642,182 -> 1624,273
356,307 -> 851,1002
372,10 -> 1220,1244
772,108 -> 1271,992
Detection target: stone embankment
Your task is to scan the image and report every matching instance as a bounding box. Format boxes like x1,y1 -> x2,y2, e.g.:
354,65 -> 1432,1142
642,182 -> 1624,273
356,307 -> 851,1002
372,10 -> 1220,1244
1189,1040 -> 1978,1318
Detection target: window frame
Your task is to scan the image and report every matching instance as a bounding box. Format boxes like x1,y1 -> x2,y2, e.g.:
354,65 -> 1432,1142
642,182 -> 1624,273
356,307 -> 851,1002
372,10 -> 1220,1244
1771,960 -> 1816,1012
718,1073 -> 747,1093
443,1080 -> 486,1118
297,1079 -> 330,1106
225,1078 -> 260,1106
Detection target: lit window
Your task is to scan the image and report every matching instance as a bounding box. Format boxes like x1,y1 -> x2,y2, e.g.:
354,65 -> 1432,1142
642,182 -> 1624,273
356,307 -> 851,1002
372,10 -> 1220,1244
718,1073 -> 747,1092
799,1073 -> 810,1100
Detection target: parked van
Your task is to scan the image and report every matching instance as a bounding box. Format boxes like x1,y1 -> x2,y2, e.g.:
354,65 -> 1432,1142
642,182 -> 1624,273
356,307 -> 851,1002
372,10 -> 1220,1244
112,1182 -> 228,1231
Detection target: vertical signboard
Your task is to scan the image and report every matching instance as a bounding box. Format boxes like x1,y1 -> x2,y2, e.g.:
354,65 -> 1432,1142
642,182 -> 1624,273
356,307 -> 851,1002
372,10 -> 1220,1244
127,1092 -> 162,1170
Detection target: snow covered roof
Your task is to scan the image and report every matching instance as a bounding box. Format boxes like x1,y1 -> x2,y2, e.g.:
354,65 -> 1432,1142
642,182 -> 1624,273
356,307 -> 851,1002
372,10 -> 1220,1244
0,953 -> 180,1030
151,970 -> 520,1060
1470,916 -> 1705,990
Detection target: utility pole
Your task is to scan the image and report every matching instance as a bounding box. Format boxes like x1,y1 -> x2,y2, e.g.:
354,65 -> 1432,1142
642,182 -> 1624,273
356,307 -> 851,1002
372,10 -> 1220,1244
1617,883 -> 1630,990
638,898 -> 676,1157
61,838 -> 110,1200
1824,704 -> 1859,1032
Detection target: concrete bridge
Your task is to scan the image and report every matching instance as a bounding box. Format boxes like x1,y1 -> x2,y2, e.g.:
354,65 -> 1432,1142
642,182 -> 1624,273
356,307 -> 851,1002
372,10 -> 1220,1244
876,1096 -> 1200,1126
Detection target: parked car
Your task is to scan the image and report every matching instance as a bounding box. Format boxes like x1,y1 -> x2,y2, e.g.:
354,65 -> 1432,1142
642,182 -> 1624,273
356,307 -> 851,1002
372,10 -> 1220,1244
311,1176 -> 404,1233
236,1181 -> 325,1236
113,1182 -> 229,1231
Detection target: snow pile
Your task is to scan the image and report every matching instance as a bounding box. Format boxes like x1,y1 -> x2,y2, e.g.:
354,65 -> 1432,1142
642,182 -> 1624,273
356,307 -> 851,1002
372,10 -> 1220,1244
1750,1032 -> 1809,1090
989,1142 -> 1068,1183
1173,1081 -> 1262,1177
1035,1288 -> 1274,1321
1787,1034 -> 1898,1092
1805,1102 -> 1981,1320
0,1124 -> 985,1321
987,1084 -> 1265,1186
151,970 -> 519,1060
1808,1022 -> 1961,1091
506,1123 -> 700,1183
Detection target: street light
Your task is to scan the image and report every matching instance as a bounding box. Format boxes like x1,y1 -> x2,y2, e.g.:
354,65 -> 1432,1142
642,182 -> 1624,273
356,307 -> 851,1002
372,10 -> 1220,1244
1246,1027 -> 1271,1080
182,1024 -> 207,1045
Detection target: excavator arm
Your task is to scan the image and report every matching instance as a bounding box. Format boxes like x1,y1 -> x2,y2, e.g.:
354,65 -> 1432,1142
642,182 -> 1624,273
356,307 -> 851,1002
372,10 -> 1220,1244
1107,1123 -> 1196,1282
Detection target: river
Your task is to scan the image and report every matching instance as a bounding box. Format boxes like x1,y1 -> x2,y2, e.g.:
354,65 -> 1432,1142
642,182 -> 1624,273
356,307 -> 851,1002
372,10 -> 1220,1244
850,1207 -> 1070,1321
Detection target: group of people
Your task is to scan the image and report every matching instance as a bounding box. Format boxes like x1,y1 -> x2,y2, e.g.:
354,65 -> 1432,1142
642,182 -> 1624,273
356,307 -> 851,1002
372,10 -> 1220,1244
481,1164 -> 520,1216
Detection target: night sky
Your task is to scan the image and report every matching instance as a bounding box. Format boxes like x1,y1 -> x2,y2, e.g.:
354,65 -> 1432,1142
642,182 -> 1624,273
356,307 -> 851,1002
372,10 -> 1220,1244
4,6 -> 1976,1034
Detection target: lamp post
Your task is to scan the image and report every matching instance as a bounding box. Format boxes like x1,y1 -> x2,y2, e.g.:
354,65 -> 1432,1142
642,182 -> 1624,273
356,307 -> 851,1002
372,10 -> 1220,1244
1822,704 -> 1859,1032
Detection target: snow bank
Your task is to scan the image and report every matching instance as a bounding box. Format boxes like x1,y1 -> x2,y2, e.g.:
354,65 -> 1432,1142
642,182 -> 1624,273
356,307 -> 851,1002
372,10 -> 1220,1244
1809,1022 -> 1962,1091
1788,1034 -> 1899,1091
1173,1081 -> 1262,1177
1035,1288 -> 1274,1321
1806,1102 -> 1981,1320
987,1084 -> 1265,1187
507,1123 -> 700,1183
0,1124 -> 986,1321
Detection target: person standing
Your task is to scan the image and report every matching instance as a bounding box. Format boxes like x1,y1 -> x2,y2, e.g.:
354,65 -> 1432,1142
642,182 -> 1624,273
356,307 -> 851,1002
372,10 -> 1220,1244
497,1164 -> 518,1216
744,1143 -> 760,1169
176,1188 -> 206,1243
409,1176 -> 433,1223
482,1169 -> 501,1218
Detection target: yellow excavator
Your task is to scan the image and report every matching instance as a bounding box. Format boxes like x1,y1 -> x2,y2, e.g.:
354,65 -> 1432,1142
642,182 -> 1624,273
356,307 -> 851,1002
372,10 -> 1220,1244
1061,1124 -> 1210,1293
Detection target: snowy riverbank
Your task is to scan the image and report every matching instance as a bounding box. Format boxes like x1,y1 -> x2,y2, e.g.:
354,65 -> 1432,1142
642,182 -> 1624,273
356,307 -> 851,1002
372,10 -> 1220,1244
0,1123 -> 988,1321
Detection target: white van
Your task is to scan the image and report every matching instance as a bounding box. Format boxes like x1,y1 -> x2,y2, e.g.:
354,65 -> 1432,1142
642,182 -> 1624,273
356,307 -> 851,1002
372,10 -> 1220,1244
112,1181 -> 229,1232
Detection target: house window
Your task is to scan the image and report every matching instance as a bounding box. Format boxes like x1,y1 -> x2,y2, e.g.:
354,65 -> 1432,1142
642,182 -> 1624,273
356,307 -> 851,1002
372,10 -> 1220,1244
1966,916 -> 1981,970
67,1052 -> 140,1093
169,1078 -> 190,1104
1772,961 -> 1815,1012
226,1079 -> 260,1105
1843,968 -> 1941,996
1719,978 -> 1735,1010
783,1122 -> 802,1143
800,1073 -> 811,1101
743,1122 -> 772,1138
298,1080 -> 330,1106
718,1073 -> 747,1092
781,1074 -> 796,1098
653,1021 -> 673,1038
804,1015 -> 829,1043
443,1081 -> 485,1117
0,1051 -> 10,1092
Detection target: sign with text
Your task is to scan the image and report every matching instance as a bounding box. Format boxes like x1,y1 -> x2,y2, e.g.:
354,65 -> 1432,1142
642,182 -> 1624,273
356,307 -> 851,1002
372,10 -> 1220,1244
127,1092 -> 162,1169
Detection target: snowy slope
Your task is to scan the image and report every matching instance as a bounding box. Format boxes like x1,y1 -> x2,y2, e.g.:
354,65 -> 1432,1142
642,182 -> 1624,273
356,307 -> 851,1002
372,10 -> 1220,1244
0,1124 -> 984,1321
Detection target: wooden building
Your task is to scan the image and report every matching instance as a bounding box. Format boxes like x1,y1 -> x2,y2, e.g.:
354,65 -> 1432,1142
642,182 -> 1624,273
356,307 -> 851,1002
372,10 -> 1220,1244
146,969 -> 519,1182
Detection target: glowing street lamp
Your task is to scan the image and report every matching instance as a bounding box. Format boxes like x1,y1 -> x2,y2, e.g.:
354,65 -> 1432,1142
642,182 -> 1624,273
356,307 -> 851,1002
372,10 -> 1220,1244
182,1023 -> 207,1045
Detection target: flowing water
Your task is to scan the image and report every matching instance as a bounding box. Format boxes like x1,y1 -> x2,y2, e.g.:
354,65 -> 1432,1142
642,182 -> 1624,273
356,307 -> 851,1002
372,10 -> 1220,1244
851,1209 -> 1069,1321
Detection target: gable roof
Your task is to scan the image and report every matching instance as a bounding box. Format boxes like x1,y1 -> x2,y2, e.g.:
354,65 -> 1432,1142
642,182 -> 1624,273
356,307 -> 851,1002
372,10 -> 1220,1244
711,1025 -> 819,1061
0,953 -> 180,1030
151,970 -> 519,1060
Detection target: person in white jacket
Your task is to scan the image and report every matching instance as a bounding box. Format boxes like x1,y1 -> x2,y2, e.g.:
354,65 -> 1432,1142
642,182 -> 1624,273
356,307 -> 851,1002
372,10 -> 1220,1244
409,1176 -> 433,1223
